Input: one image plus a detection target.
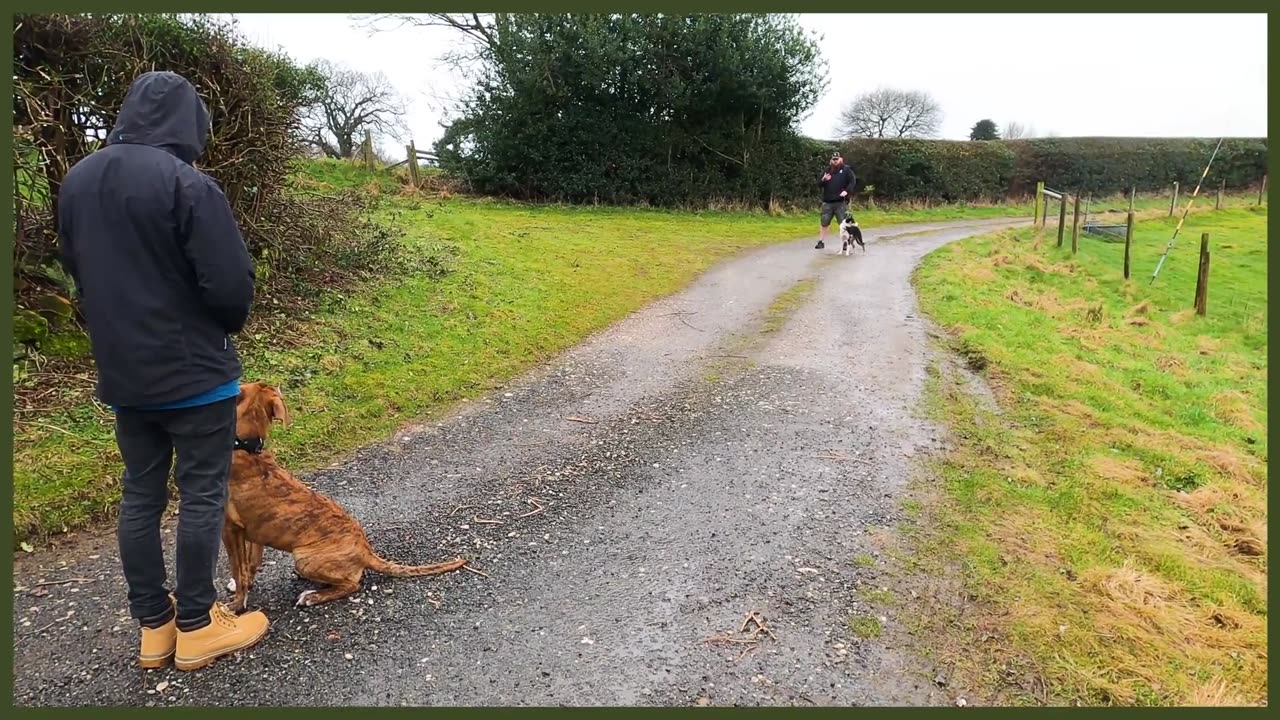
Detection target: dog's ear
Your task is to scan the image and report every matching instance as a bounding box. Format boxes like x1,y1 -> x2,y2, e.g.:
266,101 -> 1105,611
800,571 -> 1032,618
267,387 -> 290,426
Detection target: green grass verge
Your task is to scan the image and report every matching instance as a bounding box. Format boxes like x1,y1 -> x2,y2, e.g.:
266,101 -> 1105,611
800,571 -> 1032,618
910,206 -> 1267,706
12,162 -> 1046,542
12,158 -> 1260,543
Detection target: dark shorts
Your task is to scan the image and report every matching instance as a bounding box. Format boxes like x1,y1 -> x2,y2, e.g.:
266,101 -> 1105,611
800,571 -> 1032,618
820,200 -> 850,228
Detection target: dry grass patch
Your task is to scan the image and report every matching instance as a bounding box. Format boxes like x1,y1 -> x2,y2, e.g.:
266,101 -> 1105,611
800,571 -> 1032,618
1209,390 -> 1263,434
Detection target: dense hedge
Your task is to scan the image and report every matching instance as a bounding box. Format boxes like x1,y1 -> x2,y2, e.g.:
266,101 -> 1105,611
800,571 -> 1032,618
442,130 -> 1266,207
835,137 -> 1268,203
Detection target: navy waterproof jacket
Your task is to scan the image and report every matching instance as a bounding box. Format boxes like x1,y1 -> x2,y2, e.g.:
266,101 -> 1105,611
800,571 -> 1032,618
57,71 -> 255,408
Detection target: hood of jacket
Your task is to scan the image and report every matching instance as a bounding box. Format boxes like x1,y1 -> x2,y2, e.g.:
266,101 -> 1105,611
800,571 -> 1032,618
107,71 -> 210,164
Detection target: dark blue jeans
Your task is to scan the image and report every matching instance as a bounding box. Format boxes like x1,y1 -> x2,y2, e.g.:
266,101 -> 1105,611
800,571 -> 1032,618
114,397 -> 236,630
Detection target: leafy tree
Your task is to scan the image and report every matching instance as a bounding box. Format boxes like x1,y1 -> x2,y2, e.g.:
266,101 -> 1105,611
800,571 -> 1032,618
969,119 -> 1000,141
367,13 -> 826,206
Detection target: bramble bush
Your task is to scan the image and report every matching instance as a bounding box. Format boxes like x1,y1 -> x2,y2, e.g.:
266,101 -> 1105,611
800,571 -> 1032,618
12,13 -> 401,316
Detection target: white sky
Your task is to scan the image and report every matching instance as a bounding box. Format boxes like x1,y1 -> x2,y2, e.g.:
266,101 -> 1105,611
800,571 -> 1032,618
227,12 -> 1268,154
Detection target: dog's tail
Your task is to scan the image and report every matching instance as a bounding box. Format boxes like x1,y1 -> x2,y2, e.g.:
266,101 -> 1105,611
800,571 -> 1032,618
367,554 -> 467,578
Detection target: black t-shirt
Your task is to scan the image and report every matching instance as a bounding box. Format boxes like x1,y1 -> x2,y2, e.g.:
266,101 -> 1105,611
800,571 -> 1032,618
817,165 -> 856,203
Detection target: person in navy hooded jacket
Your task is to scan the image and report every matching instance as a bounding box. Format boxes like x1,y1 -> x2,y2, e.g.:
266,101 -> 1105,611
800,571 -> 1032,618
58,71 -> 268,671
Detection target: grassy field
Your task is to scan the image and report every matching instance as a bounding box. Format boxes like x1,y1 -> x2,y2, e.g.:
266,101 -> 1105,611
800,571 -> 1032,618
909,206 -> 1267,705
13,161 -> 1045,542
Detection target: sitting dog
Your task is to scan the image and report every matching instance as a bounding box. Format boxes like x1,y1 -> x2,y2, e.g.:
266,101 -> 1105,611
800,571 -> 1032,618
839,216 -> 865,256
223,383 -> 466,610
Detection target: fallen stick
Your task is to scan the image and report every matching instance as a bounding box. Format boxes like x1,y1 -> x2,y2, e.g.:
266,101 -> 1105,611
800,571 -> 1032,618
563,416 -> 598,425
704,634 -> 759,645
32,578 -> 95,588
26,612 -> 74,637
461,564 -> 491,579
815,451 -> 872,466
473,517 -> 504,525
517,498 -> 546,518
449,504 -> 478,517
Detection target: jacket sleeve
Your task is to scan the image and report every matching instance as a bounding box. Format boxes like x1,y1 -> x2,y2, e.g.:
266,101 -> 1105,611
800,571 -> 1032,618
54,190 -> 83,300
177,173 -> 256,334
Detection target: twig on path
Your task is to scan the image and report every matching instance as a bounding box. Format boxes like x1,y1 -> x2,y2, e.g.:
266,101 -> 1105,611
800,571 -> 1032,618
740,610 -> 777,641
32,578 -> 95,588
704,634 -> 759,645
517,498 -> 546,518
461,564 -> 491,579
815,450 -> 872,466
702,354 -> 749,360
660,311 -> 699,317
449,504 -> 478,517
25,611 -> 74,637
704,610 -> 778,661
678,317 -> 704,332
563,416 -> 598,425
473,517 -> 504,525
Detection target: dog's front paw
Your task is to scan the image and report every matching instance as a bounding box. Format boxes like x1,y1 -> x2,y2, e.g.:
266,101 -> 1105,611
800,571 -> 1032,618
226,577 -> 237,593
295,590 -> 317,607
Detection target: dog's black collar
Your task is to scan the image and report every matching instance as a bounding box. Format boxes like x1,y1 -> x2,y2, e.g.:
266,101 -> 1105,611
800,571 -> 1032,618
234,437 -> 265,454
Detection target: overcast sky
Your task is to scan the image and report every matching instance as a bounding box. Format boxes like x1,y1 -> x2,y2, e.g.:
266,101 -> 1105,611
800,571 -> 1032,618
228,13 -> 1268,152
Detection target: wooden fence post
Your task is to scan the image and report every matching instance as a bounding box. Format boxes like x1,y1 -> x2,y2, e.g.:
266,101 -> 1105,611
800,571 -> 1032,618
1169,181 -> 1179,216
1194,232 -> 1210,316
1033,181 -> 1044,228
363,131 -> 375,171
1216,178 -> 1225,210
1057,193 -> 1067,247
1123,210 -> 1134,280
1260,175 -> 1268,206
1071,193 -> 1081,254
1128,186 -> 1136,213
406,141 -> 421,188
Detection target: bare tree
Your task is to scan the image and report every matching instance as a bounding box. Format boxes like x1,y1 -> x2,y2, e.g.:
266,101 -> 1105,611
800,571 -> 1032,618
1005,121 -> 1030,139
353,13 -> 506,72
301,60 -> 407,159
836,88 -> 942,139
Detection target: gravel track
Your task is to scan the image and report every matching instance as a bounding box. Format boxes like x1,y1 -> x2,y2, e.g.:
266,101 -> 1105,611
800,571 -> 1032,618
12,217 -> 1027,706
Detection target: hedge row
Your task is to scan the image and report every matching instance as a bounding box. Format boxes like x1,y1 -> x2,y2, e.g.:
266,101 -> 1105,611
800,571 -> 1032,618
440,133 -> 1266,207
834,137 -> 1269,203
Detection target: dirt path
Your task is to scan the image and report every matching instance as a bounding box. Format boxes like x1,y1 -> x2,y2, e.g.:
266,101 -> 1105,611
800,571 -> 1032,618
12,217 -> 1028,707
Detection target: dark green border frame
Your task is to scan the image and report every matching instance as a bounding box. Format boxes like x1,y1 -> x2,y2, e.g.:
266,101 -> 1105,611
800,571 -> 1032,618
3,2 -> 1274,714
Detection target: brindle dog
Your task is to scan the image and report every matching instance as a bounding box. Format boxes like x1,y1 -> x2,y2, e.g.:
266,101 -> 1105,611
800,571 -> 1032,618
223,383 -> 465,610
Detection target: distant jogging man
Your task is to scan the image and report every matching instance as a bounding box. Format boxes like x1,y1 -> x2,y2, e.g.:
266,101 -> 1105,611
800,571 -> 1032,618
815,152 -> 857,249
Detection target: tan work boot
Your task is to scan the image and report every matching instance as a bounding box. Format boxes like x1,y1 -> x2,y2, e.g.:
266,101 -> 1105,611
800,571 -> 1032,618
139,595 -> 178,669
174,603 -> 269,671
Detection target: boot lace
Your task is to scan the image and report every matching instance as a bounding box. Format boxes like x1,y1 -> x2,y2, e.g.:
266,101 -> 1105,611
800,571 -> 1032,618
212,603 -> 240,629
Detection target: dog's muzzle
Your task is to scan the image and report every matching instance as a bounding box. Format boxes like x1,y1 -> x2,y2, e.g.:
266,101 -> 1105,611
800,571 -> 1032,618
234,437 -> 265,454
